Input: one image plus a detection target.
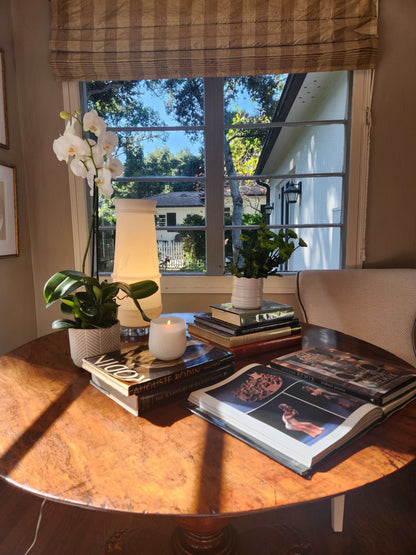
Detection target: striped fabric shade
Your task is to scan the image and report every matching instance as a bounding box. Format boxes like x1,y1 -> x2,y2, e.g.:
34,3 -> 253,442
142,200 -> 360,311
49,0 -> 378,81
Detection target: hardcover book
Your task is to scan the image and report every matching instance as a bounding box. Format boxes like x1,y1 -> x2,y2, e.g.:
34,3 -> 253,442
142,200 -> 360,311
188,358 -> 416,476
270,346 -> 416,405
193,313 -> 300,336
91,363 -> 235,416
188,328 -> 303,359
209,300 -> 295,327
82,339 -> 234,397
228,333 -> 303,359
187,321 -> 301,348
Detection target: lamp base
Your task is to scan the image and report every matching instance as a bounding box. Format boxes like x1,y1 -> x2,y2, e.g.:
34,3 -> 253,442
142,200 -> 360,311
120,325 -> 150,343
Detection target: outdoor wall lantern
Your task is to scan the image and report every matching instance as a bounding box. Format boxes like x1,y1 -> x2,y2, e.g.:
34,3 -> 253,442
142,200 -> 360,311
263,202 -> 274,217
283,181 -> 302,204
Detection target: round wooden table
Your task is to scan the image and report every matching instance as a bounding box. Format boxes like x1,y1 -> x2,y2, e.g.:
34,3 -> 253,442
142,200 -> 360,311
0,323 -> 415,554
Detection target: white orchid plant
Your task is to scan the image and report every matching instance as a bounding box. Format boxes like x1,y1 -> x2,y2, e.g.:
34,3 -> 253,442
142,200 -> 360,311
44,109 -> 158,330
53,108 -> 123,201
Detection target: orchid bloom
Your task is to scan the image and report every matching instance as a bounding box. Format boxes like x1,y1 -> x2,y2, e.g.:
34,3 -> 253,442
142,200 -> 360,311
83,110 -> 107,137
95,168 -> 113,198
53,121 -> 90,162
54,108 -> 123,200
98,131 -> 119,154
104,155 -> 123,178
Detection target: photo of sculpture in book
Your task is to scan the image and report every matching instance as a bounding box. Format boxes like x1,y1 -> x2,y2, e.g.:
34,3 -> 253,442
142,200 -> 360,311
204,366 -> 366,447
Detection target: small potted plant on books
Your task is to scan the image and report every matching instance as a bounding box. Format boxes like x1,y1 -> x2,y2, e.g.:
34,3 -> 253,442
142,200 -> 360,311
226,223 -> 307,309
44,108 -> 159,367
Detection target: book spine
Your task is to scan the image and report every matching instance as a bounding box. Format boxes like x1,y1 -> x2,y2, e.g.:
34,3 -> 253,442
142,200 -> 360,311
138,364 -> 235,413
230,334 -> 303,359
129,354 -> 235,395
188,322 -> 301,347
194,317 -> 300,336
211,308 -> 295,326
238,310 -> 295,326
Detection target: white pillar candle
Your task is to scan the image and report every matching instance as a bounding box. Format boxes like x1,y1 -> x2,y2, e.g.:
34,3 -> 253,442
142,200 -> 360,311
148,317 -> 187,361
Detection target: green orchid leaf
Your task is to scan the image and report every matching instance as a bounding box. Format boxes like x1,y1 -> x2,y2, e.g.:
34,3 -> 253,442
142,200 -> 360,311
60,302 -> 73,315
52,319 -> 79,330
128,280 -> 159,299
116,282 -> 153,322
44,272 -> 83,305
101,284 -> 119,302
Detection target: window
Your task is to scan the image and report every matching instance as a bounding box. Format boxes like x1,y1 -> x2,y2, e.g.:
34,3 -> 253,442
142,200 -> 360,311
70,69 -> 371,286
166,213 -> 177,227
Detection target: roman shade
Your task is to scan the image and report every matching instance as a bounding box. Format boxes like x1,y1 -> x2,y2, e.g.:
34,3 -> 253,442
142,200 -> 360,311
49,0 -> 378,81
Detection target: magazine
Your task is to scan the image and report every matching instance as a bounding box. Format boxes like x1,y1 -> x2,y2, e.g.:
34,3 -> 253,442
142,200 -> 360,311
188,361 -> 416,476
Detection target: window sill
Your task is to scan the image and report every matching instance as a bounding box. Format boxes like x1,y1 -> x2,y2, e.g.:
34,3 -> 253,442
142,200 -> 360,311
161,274 -> 297,294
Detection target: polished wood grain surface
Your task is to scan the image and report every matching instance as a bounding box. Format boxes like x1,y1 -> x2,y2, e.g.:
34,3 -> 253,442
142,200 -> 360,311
0,323 -> 415,521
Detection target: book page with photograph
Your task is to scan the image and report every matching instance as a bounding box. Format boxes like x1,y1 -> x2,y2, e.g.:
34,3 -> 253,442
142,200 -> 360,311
188,363 -> 383,475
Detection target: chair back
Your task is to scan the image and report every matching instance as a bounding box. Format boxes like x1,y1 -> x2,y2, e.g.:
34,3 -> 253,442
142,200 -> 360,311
296,269 -> 416,367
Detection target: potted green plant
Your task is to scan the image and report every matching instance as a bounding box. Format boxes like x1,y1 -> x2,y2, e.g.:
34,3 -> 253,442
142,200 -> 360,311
44,109 -> 159,366
226,223 -> 307,309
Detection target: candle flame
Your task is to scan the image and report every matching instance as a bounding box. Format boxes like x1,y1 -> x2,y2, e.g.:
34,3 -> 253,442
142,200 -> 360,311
167,319 -> 171,325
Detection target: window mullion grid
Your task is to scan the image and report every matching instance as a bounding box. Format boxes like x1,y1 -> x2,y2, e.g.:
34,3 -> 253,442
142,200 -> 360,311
204,78 -> 225,275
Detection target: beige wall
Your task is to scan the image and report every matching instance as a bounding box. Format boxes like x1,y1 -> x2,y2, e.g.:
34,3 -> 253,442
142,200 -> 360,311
0,0 -> 37,354
364,0 -> 416,268
0,0 -> 415,354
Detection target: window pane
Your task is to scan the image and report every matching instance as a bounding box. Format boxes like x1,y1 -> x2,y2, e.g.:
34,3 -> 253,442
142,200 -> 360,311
98,227 -> 115,274
224,179 -> 267,225
228,124 -> 345,176
287,71 -> 349,122
270,177 -> 344,226
87,78 -> 204,127
224,75 -> 287,124
157,230 -> 206,273
223,226 -> 341,273
285,226 -> 341,270
114,131 -> 205,177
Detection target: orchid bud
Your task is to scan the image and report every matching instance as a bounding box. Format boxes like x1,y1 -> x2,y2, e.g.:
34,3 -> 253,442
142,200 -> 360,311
60,111 -> 70,120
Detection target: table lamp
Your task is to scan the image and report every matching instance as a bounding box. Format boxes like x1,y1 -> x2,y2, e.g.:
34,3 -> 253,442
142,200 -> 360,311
111,199 -> 162,334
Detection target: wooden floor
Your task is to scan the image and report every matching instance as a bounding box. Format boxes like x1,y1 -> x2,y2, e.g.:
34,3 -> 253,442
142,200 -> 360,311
0,460 -> 415,555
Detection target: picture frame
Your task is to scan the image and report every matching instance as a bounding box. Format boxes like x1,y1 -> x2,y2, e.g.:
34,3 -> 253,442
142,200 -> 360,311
0,50 -> 9,149
0,164 -> 18,257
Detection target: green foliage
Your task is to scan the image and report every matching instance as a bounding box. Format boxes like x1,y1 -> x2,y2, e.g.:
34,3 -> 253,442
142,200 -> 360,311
44,270 -> 158,329
226,223 -> 307,279
178,214 -> 206,267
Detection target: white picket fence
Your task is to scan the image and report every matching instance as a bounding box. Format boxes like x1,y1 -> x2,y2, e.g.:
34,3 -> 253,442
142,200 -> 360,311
157,241 -> 187,270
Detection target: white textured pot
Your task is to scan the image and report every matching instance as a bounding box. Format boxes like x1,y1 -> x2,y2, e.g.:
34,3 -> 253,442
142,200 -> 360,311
68,321 -> 121,367
231,276 -> 264,310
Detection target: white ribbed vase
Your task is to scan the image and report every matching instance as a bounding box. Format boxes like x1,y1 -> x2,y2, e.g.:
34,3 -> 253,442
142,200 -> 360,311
68,321 -> 121,367
231,276 -> 264,310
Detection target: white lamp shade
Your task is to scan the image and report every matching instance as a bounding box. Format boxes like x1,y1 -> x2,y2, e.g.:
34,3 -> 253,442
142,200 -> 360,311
111,199 -> 162,327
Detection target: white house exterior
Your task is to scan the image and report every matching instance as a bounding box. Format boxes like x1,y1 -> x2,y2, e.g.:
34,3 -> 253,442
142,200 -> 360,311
259,71 -> 349,270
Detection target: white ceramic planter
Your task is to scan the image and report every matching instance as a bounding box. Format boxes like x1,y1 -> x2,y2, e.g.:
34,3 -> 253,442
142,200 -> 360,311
68,321 -> 121,367
231,276 -> 264,310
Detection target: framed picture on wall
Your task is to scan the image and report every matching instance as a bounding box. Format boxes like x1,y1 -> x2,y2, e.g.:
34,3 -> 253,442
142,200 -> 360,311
0,50 -> 9,149
0,164 -> 18,257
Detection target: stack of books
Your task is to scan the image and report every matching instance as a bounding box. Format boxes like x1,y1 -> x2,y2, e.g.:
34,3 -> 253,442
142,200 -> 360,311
82,339 -> 234,416
187,300 -> 302,359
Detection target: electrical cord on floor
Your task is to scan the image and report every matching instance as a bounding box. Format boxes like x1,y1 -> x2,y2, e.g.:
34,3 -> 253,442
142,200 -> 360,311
24,498 -> 47,555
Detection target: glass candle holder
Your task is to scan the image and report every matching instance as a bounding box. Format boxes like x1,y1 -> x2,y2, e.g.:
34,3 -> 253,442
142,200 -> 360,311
148,316 -> 187,361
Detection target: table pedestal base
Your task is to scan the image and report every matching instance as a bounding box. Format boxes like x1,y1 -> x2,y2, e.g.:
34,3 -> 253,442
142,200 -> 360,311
172,517 -> 235,554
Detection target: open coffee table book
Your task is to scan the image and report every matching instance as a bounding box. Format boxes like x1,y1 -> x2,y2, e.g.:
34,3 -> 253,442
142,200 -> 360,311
188,346 -> 416,476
